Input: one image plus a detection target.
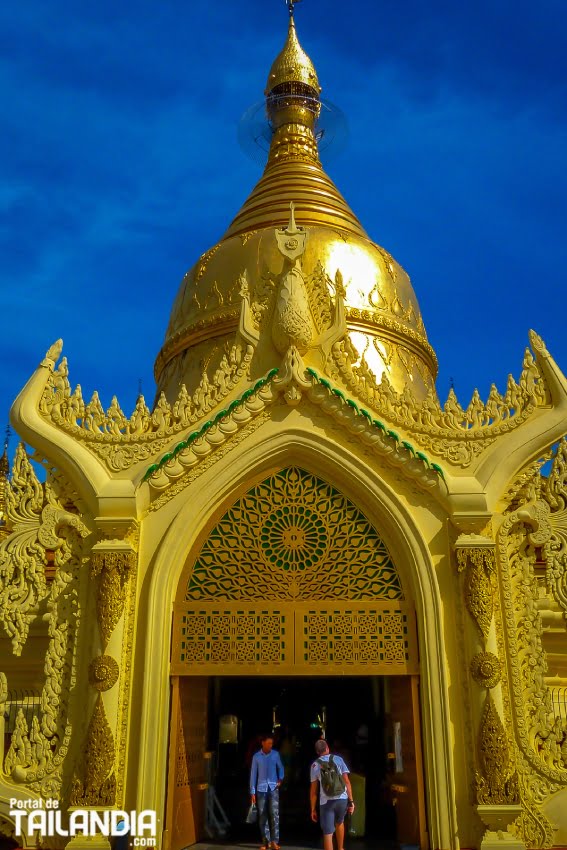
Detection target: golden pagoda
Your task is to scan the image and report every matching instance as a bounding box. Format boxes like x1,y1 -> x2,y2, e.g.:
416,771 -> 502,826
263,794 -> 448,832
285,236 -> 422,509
1,8 -> 567,850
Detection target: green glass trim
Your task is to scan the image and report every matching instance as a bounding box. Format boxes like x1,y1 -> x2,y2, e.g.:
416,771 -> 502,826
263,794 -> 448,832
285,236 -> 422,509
304,370 -> 444,483
144,368 -> 280,481
144,364 -> 446,486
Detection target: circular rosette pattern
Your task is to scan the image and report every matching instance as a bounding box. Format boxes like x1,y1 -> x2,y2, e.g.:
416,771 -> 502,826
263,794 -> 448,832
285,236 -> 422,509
470,651 -> 501,689
88,654 -> 120,692
261,504 -> 327,570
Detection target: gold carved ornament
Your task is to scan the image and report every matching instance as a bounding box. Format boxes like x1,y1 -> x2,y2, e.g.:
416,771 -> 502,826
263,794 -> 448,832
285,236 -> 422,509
91,548 -> 136,647
70,694 -> 116,807
1,450 -> 90,797
175,467 -> 416,675
470,651 -> 502,689
331,332 -> 550,468
456,547 -> 495,639
89,655 -> 120,692
38,338 -> 253,472
475,693 -> 519,805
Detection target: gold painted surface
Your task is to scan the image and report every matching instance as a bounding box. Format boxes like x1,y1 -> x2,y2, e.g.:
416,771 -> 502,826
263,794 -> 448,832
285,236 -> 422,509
89,655 -> 120,692
158,225 -> 436,398
470,651 -> 501,689
171,467 -> 417,675
456,546 -> 495,639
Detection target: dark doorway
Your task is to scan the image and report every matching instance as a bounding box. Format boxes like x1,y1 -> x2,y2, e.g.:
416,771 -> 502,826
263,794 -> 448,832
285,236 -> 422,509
206,676 -> 402,848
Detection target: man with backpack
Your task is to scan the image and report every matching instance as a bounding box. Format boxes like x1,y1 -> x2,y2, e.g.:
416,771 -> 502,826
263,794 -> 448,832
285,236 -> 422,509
310,739 -> 355,850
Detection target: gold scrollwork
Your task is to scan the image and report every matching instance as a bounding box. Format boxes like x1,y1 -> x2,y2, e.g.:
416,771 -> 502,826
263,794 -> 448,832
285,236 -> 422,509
470,651 -> 501,689
89,655 -> 120,692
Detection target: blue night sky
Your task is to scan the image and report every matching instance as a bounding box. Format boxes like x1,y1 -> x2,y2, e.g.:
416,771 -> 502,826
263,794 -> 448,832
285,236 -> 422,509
2,0 -> 566,439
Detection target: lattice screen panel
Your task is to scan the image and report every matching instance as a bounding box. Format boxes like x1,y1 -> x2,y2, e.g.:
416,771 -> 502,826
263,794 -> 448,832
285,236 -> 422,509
297,606 -> 411,668
177,607 -> 289,668
172,601 -> 417,675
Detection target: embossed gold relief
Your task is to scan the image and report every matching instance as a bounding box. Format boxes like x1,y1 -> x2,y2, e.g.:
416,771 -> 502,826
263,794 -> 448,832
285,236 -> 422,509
475,693 -> 519,804
89,655 -> 120,692
331,335 -> 549,468
38,340 -> 254,472
470,651 -> 502,689
1,456 -> 90,796
496,452 -> 567,790
456,546 -> 495,639
541,438 -> 567,617
146,368 -> 444,495
186,466 -> 403,602
70,694 -> 116,807
91,546 -> 136,647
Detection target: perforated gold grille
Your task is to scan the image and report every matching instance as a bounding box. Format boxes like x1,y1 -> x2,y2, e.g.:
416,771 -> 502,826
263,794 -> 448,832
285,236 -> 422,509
173,468 -> 417,675
179,608 -> 289,667
186,467 -> 403,601
173,601 -> 417,675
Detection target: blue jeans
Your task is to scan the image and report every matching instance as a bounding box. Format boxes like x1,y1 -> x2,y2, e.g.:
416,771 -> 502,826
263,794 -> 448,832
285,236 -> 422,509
257,787 -> 280,844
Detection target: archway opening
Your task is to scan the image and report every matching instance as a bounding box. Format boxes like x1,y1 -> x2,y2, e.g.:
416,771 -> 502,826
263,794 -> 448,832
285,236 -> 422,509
164,466 -> 428,850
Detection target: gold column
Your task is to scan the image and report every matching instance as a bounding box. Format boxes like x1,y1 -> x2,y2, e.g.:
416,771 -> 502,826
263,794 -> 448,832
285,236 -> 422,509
454,534 -> 524,850
70,520 -> 138,839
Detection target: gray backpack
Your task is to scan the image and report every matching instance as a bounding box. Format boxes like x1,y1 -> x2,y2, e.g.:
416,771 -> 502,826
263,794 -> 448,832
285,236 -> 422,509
317,755 -> 346,797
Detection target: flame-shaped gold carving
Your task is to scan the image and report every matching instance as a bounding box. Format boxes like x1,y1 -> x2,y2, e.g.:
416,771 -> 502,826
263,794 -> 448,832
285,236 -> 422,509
70,694 -> 116,806
456,547 -> 495,639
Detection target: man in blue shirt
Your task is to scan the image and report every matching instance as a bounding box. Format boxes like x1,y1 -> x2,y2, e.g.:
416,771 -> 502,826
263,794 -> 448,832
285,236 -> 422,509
250,733 -> 285,850
310,739 -> 355,850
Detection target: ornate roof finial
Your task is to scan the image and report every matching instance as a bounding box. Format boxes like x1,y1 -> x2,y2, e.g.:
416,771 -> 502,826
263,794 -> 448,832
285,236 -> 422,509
266,1 -> 320,96
286,0 -> 302,16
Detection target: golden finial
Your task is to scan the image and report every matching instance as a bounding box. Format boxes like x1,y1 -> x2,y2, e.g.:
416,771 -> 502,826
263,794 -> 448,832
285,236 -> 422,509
266,2 -> 321,95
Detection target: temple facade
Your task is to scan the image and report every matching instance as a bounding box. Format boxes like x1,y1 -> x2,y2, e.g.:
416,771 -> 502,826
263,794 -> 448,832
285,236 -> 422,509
1,11 -> 567,850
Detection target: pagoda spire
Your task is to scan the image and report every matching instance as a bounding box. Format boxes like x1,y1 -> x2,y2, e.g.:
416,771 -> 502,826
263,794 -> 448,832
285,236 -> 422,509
223,6 -> 365,239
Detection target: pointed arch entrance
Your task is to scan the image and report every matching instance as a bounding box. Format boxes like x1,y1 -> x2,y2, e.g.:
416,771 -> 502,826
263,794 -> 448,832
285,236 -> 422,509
165,467 -> 426,850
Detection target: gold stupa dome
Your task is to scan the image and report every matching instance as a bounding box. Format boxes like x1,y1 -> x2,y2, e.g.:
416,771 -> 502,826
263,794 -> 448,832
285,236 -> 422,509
155,10 -> 437,403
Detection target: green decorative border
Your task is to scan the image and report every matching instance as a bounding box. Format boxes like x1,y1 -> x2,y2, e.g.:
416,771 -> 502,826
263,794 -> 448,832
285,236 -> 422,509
305,368 -> 444,480
143,368 -> 279,481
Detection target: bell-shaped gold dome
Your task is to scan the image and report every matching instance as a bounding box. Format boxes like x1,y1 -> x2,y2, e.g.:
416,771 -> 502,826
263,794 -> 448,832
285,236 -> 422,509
265,15 -> 321,95
155,12 -> 437,404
